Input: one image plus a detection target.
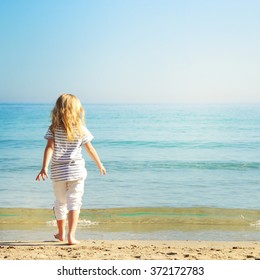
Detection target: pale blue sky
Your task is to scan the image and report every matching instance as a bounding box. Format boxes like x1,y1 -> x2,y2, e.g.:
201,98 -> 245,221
1,0 -> 260,103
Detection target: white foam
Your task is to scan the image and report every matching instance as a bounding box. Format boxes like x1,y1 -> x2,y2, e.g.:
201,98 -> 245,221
250,220 -> 260,228
46,219 -> 99,227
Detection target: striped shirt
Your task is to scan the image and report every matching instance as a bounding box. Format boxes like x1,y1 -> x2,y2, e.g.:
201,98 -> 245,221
44,126 -> 94,182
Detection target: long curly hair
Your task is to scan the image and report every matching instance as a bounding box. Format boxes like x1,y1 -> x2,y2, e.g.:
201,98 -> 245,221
50,93 -> 86,141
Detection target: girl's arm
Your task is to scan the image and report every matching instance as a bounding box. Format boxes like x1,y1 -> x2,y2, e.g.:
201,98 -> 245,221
36,139 -> 54,181
84,142 -> 106,175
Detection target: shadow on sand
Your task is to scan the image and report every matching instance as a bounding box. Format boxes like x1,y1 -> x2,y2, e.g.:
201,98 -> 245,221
0,240 -> 70,247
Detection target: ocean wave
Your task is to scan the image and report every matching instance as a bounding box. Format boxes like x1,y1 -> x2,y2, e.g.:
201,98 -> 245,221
105,160 -> 260,171
98,139 -> 260,149
2,207 -> 259,228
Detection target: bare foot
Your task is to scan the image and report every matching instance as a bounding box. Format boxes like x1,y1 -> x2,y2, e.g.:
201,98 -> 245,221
54,233 -> 65,241
68,235 -> 80,245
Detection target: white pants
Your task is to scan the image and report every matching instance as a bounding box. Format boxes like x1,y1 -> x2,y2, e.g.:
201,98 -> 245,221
52,179 -> 84,220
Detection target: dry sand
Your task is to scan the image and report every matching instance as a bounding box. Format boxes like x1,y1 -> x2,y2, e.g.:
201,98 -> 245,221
1,240 -> 260,260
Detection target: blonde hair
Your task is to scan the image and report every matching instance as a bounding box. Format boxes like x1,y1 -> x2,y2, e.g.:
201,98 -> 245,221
51,94 -> 86,141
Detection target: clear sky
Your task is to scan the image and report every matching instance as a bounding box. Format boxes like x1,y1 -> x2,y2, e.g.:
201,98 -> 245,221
1,0 -> 260,103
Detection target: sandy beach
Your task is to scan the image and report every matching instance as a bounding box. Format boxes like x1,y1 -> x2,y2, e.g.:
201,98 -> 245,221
1,240 -> 260,260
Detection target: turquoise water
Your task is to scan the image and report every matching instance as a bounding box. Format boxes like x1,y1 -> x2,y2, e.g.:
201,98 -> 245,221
1,103 -> 260,241
1,103 -> 260,209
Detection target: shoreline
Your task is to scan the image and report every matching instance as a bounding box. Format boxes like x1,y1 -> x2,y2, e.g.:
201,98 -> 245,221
1,240 -> 260,260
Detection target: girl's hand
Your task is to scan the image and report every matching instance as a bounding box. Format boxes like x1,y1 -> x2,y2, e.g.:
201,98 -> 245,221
36,168 -> 49,181
36,139 -> 53,181
84,142 -> 107,175
99,164 -> 107,176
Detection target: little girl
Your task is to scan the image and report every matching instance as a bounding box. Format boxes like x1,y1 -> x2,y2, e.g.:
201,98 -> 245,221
36,93 -> 106,245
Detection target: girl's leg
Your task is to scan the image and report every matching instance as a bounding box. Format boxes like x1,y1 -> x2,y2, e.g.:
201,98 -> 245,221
53,181 -> 68,241
67,179 -> 84,245
67,210 -> 80,245
55,219 -> 66,241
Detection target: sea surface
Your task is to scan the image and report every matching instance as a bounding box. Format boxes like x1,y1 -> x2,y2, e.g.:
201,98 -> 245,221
0,103 -> 260,241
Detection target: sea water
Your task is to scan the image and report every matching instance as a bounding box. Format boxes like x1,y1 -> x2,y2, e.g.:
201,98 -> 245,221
0,103 -> 260,241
